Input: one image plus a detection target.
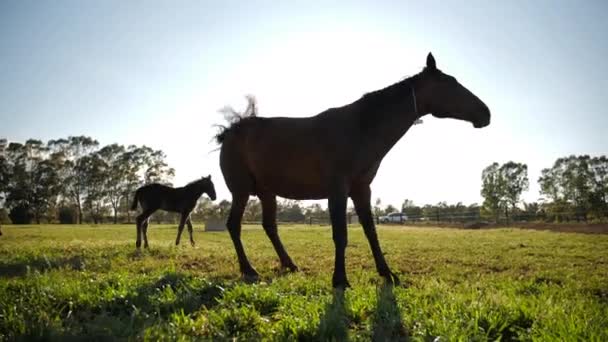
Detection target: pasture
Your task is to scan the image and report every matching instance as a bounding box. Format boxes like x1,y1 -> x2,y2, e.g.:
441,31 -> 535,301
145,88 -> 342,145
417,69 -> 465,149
0,224 -> 606,341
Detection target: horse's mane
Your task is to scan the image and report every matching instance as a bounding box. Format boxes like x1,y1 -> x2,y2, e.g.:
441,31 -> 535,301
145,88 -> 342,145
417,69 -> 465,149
214,95 -> 259,144
185,177 -> 206,188
356,72 -> 423,111
353,69 -> 428,130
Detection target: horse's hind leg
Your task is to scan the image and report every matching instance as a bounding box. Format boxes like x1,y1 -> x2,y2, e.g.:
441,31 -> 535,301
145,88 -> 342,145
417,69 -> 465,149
136,210 -> 153,249
227,192 -> 258,281
142,218 -> 150,248
260,194 -> 298,272
186,215 -> 195,247
351,185 -> 399,285
175,213 -> 188,246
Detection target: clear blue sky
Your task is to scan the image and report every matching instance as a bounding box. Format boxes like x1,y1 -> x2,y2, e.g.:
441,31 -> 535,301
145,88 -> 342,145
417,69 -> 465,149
1,0 -> 607,208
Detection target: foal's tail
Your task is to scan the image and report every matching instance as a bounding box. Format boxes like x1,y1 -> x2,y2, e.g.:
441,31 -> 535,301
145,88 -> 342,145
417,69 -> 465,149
131,191 -> 139,211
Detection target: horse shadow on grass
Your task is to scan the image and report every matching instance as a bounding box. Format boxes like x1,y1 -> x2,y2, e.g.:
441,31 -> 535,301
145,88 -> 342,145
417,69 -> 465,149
316,284 -> 408,341
0,255 -> 86,278
8,271 -> 229,341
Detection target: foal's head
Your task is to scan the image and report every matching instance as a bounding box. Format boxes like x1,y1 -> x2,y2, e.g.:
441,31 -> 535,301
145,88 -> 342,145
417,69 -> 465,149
191,175 -> 217,201
417,53 -> 491,128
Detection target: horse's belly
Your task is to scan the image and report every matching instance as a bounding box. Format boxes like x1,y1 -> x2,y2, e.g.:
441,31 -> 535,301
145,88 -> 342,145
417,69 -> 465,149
253,163 -> 328,199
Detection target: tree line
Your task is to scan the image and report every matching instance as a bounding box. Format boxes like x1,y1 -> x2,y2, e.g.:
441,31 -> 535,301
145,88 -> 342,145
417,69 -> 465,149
0,137 -> 174,224
1,137 -> 606,225
480,155 -> 607,223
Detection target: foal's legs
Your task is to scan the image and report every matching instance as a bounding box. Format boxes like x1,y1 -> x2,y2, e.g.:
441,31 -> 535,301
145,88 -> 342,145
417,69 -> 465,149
351,185 -> 399,285
136,209 -> 154,248
175,213 -> 188,246
260,194 -> 298,272
329,188 -> 350,289
227,193 -> 258,280
186,216 -> 195,246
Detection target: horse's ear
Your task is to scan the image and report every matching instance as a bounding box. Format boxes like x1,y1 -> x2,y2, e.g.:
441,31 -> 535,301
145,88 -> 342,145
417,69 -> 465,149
207,174 -> 211,180
426,52 -> 436,70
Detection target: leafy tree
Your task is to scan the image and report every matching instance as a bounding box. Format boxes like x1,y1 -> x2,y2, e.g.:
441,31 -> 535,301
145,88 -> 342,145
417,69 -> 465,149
98,144 -> 127,223
373,198 -> 382,222
80,153 -> 108,224
49,136 -> 100,223
193,197 -> 220,221
383,204 -> 397,215
539,155 -> 605,222
0,139 -> 9,204
143,148 -> 175,185
499,162 -> 529,224
119,145 -> 174,222
29,159 -> 61,223
481,162 -> 503,222
244,198 -> 262,222
401,199 -> 422,220
278,200 -> 305,222
589,156 -> 608,220
217,200 -> 232,219
2,140 -> 61,223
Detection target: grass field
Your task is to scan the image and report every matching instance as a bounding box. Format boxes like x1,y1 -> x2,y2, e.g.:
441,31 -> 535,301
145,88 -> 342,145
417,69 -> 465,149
0,224 -> 607,341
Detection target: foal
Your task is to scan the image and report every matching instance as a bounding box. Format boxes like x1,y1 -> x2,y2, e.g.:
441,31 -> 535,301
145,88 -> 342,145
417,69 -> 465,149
131,176 -> 216,248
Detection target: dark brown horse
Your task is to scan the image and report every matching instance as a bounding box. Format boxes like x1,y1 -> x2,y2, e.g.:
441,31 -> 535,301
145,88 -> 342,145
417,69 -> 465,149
131,176 -> 216,248
216,53 -> 490,288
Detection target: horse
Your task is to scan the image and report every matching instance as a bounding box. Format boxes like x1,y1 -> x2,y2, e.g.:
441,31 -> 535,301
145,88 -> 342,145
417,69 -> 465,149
131,176 -> 216,248
216,53 -> 491,288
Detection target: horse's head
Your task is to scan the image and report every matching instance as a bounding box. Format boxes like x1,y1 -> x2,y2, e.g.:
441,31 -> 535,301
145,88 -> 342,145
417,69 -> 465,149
417,53 -> 490,128
201,175 -> 217,200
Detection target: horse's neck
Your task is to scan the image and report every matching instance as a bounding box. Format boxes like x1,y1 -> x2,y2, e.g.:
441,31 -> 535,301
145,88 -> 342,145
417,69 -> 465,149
188,185 -> 205,199
358,94 -> 420,165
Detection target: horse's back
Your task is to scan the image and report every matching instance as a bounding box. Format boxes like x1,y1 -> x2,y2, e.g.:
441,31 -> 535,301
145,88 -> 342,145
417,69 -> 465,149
220,108 -> 357,198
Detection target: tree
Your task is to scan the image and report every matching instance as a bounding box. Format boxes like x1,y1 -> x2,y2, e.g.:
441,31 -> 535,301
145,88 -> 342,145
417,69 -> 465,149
0,139 -> 9,204
499,162 -> 529,224
481,162 -> 504,223
217,200 -> 232,219
29,159 -> 61,223
373,198 -> 382,222
2,140 -> 61,223
589,156 -> 608,220
481,161 -> 528,224
49,136 -> 99,223
118,145 -> 174,222
98,144 -> 127,223
401,199 -> 423,220
278,200 -> 305,222
79,153 -> 108,224
244,198 -> 262,222
193,197 -> 220,221
539,155 -> 604,222
383,204 -> 397,215
142,148 -> 175,185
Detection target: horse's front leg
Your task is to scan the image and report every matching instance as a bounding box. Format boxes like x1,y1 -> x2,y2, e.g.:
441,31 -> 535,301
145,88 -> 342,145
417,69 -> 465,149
175,213 -> 188,246
186,216 -> 195,247
351,185 -> 399,285
329,187 -> 350,289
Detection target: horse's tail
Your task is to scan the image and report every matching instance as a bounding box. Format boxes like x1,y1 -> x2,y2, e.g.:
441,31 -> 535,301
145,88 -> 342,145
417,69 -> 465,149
131,190 -> 139,211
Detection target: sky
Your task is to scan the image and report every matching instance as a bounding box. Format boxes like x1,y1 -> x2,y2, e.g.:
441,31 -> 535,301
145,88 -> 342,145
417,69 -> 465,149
1,0 -> 607,209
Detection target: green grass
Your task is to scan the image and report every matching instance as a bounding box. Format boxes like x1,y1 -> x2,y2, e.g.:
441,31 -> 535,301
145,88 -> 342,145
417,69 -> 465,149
0,224 -> 607,341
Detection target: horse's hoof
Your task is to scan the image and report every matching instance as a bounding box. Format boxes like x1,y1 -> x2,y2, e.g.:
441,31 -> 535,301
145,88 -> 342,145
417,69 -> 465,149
332,275 -> 351,289
242,271 -> 260,283
281,263 -> 299,273
391,272 -> 401,286
381,271 -> 400,287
